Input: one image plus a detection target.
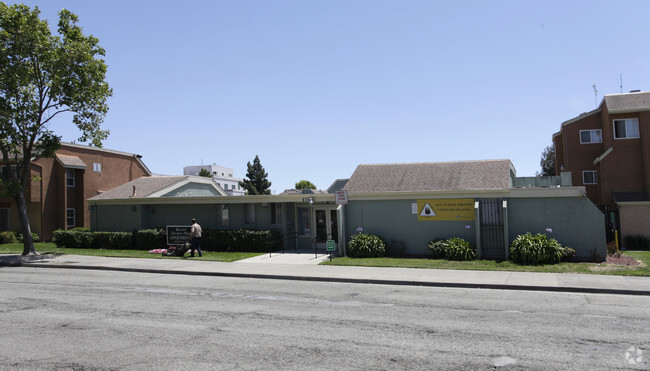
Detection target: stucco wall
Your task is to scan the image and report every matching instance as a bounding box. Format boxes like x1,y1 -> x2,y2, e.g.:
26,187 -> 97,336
346,199 -> 476,256
507,197 -> 606,260
619,203 -> 650,243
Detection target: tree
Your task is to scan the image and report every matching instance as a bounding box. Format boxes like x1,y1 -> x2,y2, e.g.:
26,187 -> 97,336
198,168 -> 211,178
295,180 -> 316,190
239,155 -> 271,195
0,4 -> 112,255
539,144 -> 556,176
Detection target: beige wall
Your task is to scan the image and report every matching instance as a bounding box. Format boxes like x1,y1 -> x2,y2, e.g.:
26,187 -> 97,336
619,203 -> 650,243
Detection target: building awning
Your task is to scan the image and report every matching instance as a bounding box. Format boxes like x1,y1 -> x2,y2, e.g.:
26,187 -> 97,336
56,154 -> 87,170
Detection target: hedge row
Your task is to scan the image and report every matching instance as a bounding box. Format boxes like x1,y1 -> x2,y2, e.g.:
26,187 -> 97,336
0,231 -> 41,244
52,228 -> 282,252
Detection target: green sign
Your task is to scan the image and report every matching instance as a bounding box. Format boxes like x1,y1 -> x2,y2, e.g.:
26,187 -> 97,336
326,240 -> 336,252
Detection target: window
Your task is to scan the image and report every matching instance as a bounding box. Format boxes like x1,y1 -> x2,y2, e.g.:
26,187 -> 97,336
245,203 -> 256,224
66,208 -> 75,228
66,169 -> 75,187
0,208 -> 9,231
217,205 -> 229,226
614,118 -> 639,139
582,170 -> 597,185
93,163 -> 102,172
297,207 -> 310,236
580,129 -> 602,143
224,184 -> 228,190
271,203 -> 282,224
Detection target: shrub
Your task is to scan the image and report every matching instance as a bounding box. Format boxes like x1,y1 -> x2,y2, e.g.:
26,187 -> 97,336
509,233 -> 566,265
444,237 -> 477,261
0,231 -> 17,244
347,233 -> 386,258
559,246 -> 576,261
427,238 -> 448,259
109,232 -> 133,250
16,232 -> 40,243
201,229 -> 281,252
623,235 -> 650,250
136,229 -> 166,250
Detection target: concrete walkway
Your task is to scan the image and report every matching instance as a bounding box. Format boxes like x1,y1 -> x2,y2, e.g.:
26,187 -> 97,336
1,253 -> 648,296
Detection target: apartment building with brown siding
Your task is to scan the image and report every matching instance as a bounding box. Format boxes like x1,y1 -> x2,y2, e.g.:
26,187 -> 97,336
1,142 -> 151,241
553,91 -> 650,242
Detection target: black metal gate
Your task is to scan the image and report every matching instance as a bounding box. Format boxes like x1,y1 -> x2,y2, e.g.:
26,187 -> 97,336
479,199 -> 506,259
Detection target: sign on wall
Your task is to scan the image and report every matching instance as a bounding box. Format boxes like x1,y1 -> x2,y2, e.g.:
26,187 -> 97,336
167,225 -> 191,245
417,199 -> 475,221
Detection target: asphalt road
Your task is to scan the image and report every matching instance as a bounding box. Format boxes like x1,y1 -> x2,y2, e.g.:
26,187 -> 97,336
0,267 -> 648,370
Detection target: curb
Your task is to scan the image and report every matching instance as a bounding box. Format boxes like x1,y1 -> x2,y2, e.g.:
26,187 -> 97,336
18,263 -> 650,297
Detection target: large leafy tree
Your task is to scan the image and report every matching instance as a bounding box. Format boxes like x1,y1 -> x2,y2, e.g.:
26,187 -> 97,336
295,180 -> 316,190
239,155 -> 271,195
0,3 -> 112,255
539,144 -> 556,176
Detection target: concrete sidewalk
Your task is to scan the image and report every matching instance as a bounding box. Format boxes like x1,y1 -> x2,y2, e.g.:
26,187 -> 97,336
1,253 -> 649,296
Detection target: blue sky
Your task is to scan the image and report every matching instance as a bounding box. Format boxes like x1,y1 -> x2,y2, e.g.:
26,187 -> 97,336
9,0 -> 650,193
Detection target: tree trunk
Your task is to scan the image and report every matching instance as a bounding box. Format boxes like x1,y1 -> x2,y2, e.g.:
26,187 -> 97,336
14,190 -> 36,255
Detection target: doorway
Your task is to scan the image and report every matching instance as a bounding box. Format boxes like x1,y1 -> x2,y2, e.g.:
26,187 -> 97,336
314,207 -> 338,250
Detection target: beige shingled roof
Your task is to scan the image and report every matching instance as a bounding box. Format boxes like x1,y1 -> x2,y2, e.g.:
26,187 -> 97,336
604,91 -> 650,113
342,160 -> 513,193
90,176 -> 187,200
56,154 -> 87,169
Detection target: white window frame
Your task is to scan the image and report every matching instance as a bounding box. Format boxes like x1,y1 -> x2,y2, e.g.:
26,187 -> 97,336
613,118 -> 640,139
66,169 -> 75,187
0,208 -> 9,231
245,203 -> 256,224
579,129 -> 602,144
582,170 -> 597,185
66,208 -> 76,228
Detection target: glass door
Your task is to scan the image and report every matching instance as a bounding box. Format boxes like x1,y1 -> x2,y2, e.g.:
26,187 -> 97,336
314,207 -> 338,251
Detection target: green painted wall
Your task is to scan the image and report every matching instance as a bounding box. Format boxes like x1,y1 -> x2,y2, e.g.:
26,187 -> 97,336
346,199 -> 476,256
507,197 -> 606,260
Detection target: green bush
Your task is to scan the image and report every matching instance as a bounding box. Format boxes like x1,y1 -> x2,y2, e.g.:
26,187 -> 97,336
427,238 -> 448,259
559,246 -> 576,261
202,229 -> 281,252
509,233 -> 566,265
109,232 -> 133,250
444,237 -> 476,261
136,229 -> 166,250
0,231 -> 17,244
623,235 -> 650,250
16,232 -> 40,243
348,233 -> 386,258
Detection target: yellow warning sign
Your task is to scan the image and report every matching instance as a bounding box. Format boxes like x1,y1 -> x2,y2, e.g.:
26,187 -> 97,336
417,199 -> 475,221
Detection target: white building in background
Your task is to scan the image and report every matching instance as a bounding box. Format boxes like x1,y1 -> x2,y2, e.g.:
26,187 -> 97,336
183,164 -> 245,196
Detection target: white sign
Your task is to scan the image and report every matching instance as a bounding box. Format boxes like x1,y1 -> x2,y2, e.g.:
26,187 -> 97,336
336,190 -> 348,205
412,203 -> 418,214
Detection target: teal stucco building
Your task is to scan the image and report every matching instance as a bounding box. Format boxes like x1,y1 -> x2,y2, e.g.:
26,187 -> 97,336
88,159 -> 607,260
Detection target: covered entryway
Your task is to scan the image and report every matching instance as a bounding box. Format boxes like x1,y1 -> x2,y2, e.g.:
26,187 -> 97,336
314,206 -> 338,251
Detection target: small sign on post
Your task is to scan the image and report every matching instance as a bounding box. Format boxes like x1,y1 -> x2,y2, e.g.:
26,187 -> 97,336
326,240 -> 336,262
335,190 -> 348,205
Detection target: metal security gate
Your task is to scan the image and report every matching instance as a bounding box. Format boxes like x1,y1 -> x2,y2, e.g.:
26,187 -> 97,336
479,199 -> 506,259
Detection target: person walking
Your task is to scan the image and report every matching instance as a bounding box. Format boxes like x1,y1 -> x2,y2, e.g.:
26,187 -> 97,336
189,218 -> 203,257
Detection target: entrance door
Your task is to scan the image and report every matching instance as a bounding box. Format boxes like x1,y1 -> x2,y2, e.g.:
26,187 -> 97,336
315,207 -> 338,251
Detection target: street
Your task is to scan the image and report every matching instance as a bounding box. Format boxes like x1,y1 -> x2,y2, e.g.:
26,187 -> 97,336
0,267 -> 648,370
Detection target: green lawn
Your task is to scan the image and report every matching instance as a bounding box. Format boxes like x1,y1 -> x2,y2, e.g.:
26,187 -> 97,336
0,243 -> 262,262
2,242 -> 649,276
322,250 -> 650,276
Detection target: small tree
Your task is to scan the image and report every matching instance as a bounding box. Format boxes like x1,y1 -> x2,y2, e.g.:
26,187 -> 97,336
539,145 -> 556,176
0,4 -> 112,255
239,155 -> 271,195
295,180 -> 316,190
198,168 -> 211,178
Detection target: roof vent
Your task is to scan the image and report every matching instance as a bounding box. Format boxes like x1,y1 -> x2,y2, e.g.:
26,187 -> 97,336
629,90 -> 641,93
